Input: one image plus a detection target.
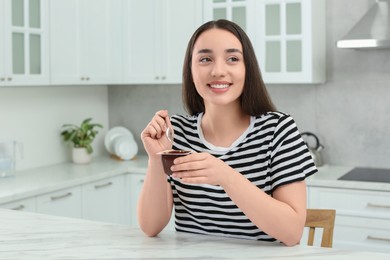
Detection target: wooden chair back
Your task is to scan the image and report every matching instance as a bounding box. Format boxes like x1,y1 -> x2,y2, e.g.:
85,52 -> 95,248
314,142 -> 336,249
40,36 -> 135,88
305,209 -> 336,248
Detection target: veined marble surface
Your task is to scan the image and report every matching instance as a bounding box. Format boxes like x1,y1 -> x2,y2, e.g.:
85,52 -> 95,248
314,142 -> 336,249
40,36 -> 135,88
1,209 -> 389,260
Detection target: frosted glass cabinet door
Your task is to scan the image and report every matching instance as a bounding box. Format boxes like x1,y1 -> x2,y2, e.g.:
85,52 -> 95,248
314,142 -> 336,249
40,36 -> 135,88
1,0 -> 49,86
203,0 -> 256,41
256,0 -> 326,84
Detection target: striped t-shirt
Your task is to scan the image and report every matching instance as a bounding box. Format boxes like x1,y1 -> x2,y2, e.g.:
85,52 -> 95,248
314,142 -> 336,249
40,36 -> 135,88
168,111 -> 317,241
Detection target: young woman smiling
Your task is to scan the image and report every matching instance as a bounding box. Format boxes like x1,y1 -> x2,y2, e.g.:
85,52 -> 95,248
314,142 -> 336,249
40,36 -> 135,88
139,19 -> 317,246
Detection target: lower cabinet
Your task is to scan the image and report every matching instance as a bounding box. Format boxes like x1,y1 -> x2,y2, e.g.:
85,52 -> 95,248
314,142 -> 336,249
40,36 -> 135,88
36,186 -> 82,218
82,175 -> 126,225
308,186 -> 390,253
0,197 -> 36,212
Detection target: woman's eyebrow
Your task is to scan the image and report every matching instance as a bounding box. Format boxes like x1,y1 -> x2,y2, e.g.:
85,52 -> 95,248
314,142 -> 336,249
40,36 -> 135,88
197,48 -> 242,54
226,48 -> 242,54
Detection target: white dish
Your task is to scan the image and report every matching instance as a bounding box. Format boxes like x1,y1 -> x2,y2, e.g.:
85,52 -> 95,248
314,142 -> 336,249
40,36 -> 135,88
114,136 -> 138,160
104,127 -> 134,154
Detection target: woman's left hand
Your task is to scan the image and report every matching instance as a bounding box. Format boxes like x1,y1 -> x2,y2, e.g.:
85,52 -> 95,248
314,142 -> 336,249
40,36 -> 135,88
170,152 -> 232,186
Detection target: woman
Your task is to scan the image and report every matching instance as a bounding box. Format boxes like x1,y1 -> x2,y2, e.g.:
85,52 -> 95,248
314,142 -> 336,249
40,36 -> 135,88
139,19 -> 317,246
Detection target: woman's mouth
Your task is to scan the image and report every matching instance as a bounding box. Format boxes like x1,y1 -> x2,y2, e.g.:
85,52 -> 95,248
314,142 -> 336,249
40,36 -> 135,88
209,84 -> 230,89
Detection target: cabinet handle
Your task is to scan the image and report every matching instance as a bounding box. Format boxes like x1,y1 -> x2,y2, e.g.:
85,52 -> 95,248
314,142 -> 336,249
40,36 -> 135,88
11,205 -> 25,211
86,77 -> 90,80
367,235 -> 390,242
94,182 -> 112,189
162,76 -> 166,80
366,203 -> 390,209
50,192 -> 72,201
81,77 -> 85,80
155,76 -> 160,80
7,77 -> 12,81
0,77 -> 4,81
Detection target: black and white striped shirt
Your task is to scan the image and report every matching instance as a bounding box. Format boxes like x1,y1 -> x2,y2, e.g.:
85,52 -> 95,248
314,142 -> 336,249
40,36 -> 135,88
168,111 -> 317,241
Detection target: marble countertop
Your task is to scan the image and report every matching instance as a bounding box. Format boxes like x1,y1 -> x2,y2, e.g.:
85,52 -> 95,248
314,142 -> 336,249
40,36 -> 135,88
308,164 -> 390,192
1,156 -> 389,205
1,208 -> 389,259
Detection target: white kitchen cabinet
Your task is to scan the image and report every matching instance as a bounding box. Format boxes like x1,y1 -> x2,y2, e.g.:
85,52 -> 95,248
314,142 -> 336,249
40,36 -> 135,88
308,186 -> 390,253
123,0 -> 203,84
203,0 -> 325,84
0,0 -> 49,86
82,175 -> 126,225
50,0 -> 122,85
36,186 -> 82,218
0,197 -> 36,212
127,173 -> 175,230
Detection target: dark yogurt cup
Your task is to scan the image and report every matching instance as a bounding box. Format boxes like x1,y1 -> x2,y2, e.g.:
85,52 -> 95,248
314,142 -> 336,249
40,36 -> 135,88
158,149 -> 191,175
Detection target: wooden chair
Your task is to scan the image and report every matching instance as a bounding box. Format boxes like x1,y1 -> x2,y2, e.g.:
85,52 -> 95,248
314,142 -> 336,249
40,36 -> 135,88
305,209 -> 336,248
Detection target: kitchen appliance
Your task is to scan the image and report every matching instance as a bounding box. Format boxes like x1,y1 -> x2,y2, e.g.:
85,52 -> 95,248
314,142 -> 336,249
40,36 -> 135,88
0,140 -> 23,178
301,132 -> 324,167
338,167 -> 390,183
337,0 -> 390,49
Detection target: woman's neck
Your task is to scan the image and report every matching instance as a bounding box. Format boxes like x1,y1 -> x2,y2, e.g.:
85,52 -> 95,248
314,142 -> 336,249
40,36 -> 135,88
201,106 -> 251,147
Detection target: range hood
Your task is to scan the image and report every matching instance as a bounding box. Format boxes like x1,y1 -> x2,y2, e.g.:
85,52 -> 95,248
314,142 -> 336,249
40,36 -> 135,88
337,0 -> 390,49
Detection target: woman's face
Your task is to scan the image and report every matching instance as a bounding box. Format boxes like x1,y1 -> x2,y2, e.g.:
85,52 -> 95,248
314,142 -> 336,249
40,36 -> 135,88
191,28 -> 245,109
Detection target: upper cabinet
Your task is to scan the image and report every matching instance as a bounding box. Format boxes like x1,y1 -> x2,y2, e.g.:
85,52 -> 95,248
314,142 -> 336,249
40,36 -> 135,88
0,0 -> 49,86
203,0 -> 326,84
50,0 -> 122,85
123,0 -> 203,84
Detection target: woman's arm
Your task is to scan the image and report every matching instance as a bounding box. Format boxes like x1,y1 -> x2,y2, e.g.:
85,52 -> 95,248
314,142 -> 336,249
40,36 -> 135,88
137,158 -> 173,237
138,110 -> 174,237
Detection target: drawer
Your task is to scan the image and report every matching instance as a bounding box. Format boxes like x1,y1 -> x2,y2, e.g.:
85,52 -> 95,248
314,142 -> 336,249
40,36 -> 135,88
309,187 -> 390,218
333,215 -> 390,253
36,186 -> 82,218
0,197 -> 36,212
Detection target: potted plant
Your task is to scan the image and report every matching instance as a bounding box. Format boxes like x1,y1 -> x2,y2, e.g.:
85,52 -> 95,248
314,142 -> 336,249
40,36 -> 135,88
61,118 -> 103,164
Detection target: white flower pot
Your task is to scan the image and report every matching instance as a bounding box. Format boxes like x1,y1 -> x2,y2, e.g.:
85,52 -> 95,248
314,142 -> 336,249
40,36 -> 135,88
72,147 -> 92,164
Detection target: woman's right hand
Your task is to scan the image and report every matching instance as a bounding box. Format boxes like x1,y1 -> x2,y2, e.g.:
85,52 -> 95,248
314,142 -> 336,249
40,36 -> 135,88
141,110 -> 173,158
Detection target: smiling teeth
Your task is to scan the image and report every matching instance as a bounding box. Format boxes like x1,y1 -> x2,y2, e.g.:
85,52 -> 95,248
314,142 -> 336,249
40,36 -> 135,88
210,84 -> 229,89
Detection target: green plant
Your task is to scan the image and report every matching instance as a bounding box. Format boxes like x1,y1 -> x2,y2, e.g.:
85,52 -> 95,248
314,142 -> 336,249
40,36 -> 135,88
61,118 -> 103,154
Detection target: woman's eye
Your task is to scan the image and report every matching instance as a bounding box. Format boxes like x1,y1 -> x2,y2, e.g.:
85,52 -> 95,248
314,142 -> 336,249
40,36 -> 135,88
227,56 -> 239,62
199,57 -> 212,63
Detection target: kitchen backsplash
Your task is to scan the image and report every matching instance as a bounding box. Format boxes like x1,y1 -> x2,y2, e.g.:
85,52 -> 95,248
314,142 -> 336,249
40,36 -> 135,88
108,0 -> 390,169
0,85 -> 109,171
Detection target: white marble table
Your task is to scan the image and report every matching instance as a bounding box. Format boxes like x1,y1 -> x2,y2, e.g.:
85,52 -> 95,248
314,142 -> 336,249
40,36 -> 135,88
1,209 -> 389,259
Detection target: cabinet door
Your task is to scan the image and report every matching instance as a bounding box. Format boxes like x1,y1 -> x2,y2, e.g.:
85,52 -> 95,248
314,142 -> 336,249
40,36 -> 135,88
50,0 -> 121,85
160,0 -> 203,84
0,197 -> 36,212
2,0 -> 49,86
123,0 -> 159,84
255,0 -> 325,83
0,0 -> 5,84
36,186 -> 82,218
123,0 -> 203,84
82,175 -> 126,225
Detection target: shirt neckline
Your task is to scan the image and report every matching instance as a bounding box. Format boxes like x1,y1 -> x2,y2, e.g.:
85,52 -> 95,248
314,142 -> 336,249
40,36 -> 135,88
197,112 -> 255,154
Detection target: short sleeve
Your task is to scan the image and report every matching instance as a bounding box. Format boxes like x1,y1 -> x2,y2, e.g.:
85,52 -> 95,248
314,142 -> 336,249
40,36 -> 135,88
269,114 -> 317,192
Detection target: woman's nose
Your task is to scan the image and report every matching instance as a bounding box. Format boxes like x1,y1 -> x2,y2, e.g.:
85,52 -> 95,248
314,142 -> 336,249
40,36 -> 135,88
211,59 -> 226,77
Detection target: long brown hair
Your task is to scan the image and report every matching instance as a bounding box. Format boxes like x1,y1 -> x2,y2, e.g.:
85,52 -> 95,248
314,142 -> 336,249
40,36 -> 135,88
182,19 -> 276,116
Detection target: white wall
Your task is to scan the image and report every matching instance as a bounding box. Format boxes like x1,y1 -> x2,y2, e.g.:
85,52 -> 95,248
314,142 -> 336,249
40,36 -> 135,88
0,85 -> 109,171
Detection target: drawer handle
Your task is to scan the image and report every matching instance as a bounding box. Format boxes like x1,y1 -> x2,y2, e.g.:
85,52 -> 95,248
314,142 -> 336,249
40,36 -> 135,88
367,235 -> 390,242
94,182 -> 112,189
50,192 -> 72,201
367,203 -> 390,209
11,205 -> 25,211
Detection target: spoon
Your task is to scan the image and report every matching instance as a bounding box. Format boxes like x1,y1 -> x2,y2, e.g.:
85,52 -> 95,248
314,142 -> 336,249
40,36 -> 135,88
166,126 -> 174,143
